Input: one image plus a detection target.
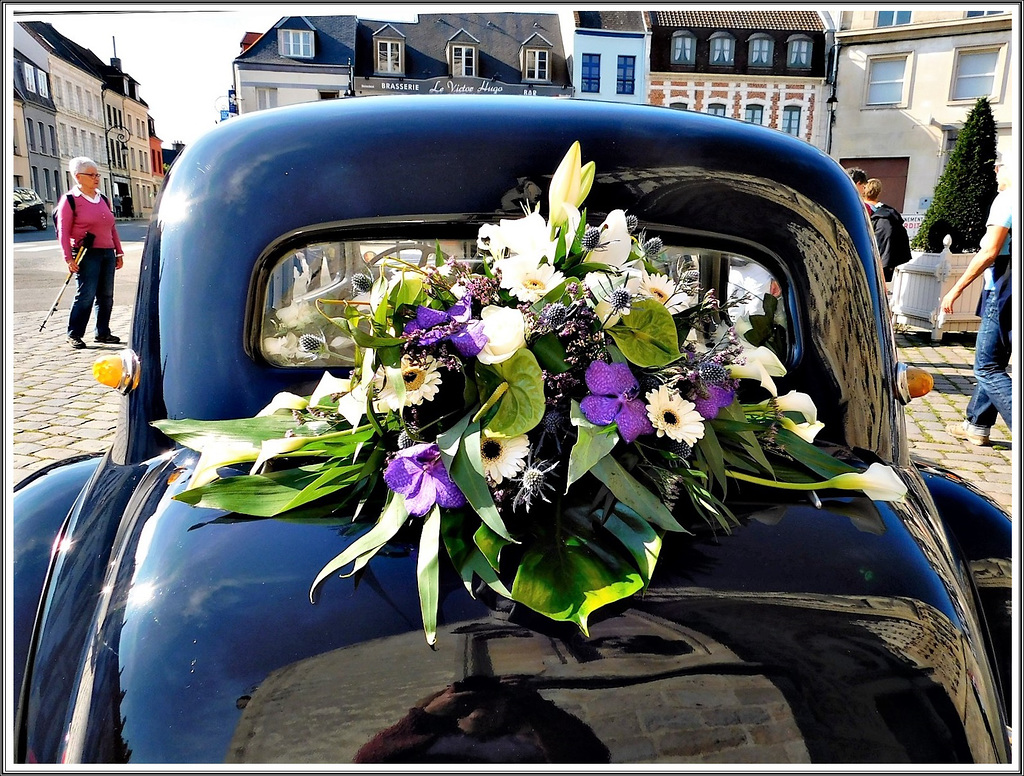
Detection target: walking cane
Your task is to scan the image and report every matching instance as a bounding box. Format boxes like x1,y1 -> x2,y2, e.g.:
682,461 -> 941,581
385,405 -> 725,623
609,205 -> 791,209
39,232 -> 95,332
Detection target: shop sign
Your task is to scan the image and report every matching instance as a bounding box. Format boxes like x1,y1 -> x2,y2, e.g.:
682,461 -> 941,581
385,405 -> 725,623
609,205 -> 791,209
358,76 -> 568,97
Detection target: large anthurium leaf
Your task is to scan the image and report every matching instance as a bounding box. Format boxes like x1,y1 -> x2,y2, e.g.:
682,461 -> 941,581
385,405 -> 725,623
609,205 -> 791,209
511,536 -> 644,636
475,349 -> 545,438
152,416 -> 298,452
417,505 -> 441,647
606,299 -> 681,368
589,455 -> 689,534
602,504 -> 662,587
474,522 -> 512,572
440,512 -> 512,597
309,494 -> 410,602
530,332 -> 570,374
567,401 -> 618,488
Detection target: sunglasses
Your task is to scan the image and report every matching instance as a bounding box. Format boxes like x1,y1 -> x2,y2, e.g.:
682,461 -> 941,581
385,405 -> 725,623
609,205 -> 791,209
79,172 -> 101,178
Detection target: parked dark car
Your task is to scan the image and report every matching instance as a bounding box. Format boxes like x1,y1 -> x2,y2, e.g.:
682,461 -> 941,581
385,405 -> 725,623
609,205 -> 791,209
12,96 -> 1011,765
13,187 -> 48,230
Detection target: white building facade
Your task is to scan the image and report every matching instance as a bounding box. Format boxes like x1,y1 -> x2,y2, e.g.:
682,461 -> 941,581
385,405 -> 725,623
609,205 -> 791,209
573,12 -> 649,105
830,9 -> 1013,222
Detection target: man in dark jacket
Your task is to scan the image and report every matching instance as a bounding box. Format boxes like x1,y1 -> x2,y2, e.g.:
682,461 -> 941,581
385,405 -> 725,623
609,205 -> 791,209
864,178 -> 912,281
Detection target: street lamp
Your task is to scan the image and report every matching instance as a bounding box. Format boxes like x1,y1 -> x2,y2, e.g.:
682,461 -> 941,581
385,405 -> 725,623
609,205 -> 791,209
825,93 -> 838,156
104,122 -> 132,208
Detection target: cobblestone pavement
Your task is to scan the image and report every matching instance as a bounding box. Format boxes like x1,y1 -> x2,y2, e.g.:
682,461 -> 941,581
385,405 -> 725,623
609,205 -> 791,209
7,306 -> 1016,516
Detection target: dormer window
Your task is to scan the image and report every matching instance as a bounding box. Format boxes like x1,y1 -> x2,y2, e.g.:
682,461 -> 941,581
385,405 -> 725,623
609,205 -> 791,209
374,25 -> 406,75
521,33 -> 553,82
710,32 -> 736,66
23,62 -> 36,93
748,34 -> 774,67
787,35 -> 812,68
451,45 -> 476,76
279,29 -> 314,59
447,31 -> 480,78
671,31 -> 696,65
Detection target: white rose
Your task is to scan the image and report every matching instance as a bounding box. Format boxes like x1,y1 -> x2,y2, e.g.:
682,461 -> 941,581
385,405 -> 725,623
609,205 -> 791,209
476,306 -> 526,365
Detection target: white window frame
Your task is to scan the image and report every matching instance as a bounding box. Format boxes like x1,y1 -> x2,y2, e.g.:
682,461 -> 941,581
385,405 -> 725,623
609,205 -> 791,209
710,33 -> 735,65
866,55 -> 909,106
781,105 -> 801,136
376,39 -> 404,74
951,47 -> 1002,102
524,48 -> 549,81
748,35 -> 773,67
671,31 -> 696,65
451,44 -> 476,77
280,29 -> 314,59
744,104 -> 764,125
256,87 -> 278,111
787,36 -> 812,68
23,62 -> 36,93
37,70 -> 49,98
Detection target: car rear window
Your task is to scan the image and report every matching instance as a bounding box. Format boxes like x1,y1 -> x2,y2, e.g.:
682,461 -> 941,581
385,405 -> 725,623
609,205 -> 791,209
257,235 -> 789,368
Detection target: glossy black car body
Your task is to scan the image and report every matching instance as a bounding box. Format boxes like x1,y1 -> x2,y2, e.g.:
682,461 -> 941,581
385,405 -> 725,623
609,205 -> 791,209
13,187 -> 48,230
13,96 -> 1011,765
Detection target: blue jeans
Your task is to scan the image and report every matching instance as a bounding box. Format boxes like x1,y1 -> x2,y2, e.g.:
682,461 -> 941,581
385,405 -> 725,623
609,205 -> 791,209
67,247 -> 116,339
965,289 -> 1012,433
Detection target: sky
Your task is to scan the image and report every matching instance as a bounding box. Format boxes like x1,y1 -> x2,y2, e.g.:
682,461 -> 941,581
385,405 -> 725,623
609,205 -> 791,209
9,2 -> 583,147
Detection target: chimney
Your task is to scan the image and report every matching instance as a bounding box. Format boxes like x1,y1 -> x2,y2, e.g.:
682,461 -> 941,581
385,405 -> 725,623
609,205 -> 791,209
111,56 -> 122,70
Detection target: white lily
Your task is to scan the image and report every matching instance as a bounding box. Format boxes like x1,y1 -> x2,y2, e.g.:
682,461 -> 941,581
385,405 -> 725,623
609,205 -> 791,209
309,371 -> 354,408
728,345 -> 787,396
589,209 -> 633,267
257,392 -> 309,417
548,141 -> 595,227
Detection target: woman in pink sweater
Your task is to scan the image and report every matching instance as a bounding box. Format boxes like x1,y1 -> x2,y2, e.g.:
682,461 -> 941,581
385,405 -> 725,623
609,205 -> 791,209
57,157 -> 125,349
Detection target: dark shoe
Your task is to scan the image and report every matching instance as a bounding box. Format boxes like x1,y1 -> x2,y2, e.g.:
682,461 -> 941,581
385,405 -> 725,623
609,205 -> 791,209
946,422 -> 991,446
67,336 -> 87,350
94,333 -> 122,344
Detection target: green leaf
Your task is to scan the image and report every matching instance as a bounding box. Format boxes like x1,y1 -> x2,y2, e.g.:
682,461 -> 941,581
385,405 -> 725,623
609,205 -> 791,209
474,522 -> 511,571
602,504 -> 662,586
416,505 -> 441,647
530,332 -> 570,374
475,349 -> 545,438
440,512 -> 513,597
511,537 -> 644,635
590,455 -> 689,533
174,463 -> 329,515
309,494 -> 410,602
567,401 -> 618,488
695,422 -> 728,494
774,428 -> 860,479
606,299 -> 681,367
438,415 -> 513,542
152,416 -> 297,452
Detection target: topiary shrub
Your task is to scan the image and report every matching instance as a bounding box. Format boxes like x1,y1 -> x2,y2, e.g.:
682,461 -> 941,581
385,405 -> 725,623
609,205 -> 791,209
911,97 -> 998,253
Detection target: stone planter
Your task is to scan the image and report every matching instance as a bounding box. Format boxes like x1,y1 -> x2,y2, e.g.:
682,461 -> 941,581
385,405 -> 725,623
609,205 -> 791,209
889,235 -> 981,341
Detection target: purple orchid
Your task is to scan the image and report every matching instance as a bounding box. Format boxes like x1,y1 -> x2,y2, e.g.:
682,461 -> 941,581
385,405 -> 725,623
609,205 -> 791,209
404,295 -> 488,358
580,361 -> 654,444
693,384 -> 735,420
384,443 -> 467,517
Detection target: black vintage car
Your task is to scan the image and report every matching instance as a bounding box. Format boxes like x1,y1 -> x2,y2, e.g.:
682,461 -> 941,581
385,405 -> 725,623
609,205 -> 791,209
12,96 -> 1011,765
13,187 -> 48,231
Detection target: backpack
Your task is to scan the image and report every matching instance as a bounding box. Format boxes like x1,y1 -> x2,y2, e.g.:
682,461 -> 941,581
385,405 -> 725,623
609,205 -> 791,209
53,192 -> 111,229
871,204 -> 912,278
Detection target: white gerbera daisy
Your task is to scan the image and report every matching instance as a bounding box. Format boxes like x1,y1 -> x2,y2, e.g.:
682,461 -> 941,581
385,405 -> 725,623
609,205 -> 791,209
497,255 -> 566,302
638,271 -> 694,314
375,356 -> 442,412
646,386 -> 706,445
480,432 -> 530,485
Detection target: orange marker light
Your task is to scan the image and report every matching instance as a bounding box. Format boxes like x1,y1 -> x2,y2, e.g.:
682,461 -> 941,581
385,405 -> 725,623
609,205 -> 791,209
92,349 -> 141,394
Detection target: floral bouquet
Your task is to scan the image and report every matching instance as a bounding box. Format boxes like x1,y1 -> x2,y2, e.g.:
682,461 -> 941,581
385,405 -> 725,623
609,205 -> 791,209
154,142 -> 907,645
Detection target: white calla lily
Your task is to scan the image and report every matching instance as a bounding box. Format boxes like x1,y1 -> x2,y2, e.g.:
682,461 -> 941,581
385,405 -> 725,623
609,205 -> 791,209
257,392 -> 309,416
309,371 -> 353,408
728,346 -> 787,395
827,463 -> 908,502
780,416 -> 826,443
189,444 -> 261,490
767,391 -> 819,423
250,436 -> 311,476
590,209 -> 633,267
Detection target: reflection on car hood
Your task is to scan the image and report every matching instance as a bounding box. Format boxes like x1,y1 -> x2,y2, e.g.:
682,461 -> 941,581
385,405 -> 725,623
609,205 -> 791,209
22,451 -> 1008,764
